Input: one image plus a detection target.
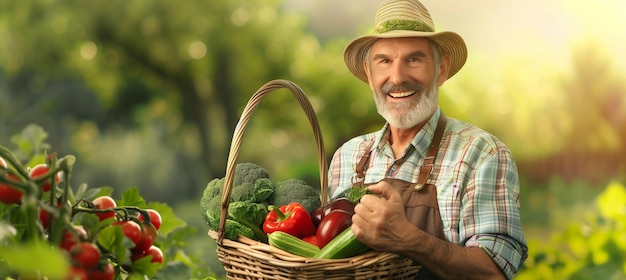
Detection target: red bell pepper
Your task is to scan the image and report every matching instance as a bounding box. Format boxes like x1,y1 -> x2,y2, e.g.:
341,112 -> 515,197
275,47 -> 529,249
263,202 -> 317,238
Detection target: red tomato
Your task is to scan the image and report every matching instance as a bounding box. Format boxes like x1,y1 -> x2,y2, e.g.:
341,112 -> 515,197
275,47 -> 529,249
39,203 -> 63,230
0,157 -> 6,168
60,226 -> 87,251
132,245 -> 163,264
0,173 -> 24,204
302,235 -> 320,248
315,210 -> 353,248
28,163 -> 61,192
87,262 -> 115,280
92,196 -> 117,221
113,220 -> 142,246
133,222 -> 158,253
137,209 -> 162,230
66,265 -> 88,280
71,242 -> 101,268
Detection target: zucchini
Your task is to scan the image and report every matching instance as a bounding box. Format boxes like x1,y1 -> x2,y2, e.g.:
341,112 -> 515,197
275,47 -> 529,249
267,231 -> 320,257
313,226 -> 371,259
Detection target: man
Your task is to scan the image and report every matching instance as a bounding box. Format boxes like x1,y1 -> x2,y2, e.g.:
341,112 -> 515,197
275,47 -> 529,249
328,0 -> 528,279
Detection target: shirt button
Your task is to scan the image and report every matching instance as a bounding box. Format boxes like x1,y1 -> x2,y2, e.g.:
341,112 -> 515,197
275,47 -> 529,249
391,165 -> 397,171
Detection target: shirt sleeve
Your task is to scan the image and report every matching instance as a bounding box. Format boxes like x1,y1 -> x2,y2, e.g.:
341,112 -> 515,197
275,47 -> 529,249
459,144 -> 528,279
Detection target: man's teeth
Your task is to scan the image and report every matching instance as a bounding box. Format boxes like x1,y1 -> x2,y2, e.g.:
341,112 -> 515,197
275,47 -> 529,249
389,91 -> 415,98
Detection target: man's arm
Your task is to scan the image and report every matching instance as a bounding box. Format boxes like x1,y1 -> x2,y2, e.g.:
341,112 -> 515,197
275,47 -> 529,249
352,182 -> 506,280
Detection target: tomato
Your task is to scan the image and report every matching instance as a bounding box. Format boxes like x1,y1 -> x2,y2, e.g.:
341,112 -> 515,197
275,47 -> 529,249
113,220 -> 142,246
302,235 -> 320,248
0,173 -> 24,204
137,209 -> 162,230
132,245 -> 163,264
39,203 -> 63,230
87,262 -> 115,280
92,196 -> 117,221
315,210 -> 353,248
70,242 -> 101,268
28,163 -> 61,192
66,265 -> 88,280
60,226 -> 87,251
0,157 -> 6,168
133,222 -> 158,253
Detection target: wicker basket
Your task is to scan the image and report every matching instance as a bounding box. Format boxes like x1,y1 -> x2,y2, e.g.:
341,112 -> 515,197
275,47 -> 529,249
208,79 -> 421,279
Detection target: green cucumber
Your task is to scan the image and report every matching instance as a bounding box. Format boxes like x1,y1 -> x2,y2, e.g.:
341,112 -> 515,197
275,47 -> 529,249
267,231 -> 320,257
313,226 -> 371,259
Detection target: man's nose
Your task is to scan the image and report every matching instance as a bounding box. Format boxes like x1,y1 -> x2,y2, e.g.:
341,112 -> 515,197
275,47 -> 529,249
388,63 -> 409,85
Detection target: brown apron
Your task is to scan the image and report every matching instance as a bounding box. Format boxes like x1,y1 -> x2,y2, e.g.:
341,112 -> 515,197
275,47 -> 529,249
352,113 -> 447,280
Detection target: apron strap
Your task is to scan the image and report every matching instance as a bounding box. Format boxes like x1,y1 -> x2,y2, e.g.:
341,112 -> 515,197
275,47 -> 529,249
354,112 -> 447,189
414,112 -> 447,191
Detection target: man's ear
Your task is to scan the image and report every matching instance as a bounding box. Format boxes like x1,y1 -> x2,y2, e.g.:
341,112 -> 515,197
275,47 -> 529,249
437,56 -> 451,86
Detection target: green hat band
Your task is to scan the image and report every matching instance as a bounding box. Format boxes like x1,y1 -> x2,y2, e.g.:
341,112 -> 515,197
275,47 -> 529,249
375,20 -> 434,34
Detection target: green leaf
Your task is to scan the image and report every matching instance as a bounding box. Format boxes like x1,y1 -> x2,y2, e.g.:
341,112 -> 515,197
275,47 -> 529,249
98,225 -> 133,263
145,201 -> 186,237
0,242 -> 69,278
119,187 -> 147,208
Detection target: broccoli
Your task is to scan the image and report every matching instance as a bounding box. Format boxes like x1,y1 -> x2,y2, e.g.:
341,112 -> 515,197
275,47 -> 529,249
232,162 -> 270,187
231,177 -> 274,202
267,178 -> 321,214
200,162 -> 274,241
200,178 -> 224,225
228,201 -> 269,242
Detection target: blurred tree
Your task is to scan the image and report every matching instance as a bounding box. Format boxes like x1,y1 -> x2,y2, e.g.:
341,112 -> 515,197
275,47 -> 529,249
0,0 -> 375,199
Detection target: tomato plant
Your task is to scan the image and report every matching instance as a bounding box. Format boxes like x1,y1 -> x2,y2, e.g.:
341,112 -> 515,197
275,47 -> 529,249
0,125 -> 207,280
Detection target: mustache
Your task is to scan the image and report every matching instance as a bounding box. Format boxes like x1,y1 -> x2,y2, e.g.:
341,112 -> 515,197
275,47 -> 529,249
380,80 -> 427,95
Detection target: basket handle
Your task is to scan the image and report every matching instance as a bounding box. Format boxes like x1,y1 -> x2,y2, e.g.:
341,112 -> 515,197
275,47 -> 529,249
217,79 -> 328,244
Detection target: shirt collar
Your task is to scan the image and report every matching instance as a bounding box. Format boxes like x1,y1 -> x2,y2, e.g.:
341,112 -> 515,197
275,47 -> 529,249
373,107 -> 442,158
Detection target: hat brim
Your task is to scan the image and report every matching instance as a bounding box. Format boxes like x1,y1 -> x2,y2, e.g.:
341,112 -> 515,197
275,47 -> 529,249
344,30 -> 467,83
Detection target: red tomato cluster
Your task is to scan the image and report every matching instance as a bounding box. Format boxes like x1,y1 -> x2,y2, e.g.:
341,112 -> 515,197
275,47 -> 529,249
0,157 -> 164,280
0,160 -> 61,204
62,196 -> 164,279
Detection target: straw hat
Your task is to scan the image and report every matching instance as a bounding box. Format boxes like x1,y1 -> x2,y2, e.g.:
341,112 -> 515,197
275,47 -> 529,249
344,0 -> 467,83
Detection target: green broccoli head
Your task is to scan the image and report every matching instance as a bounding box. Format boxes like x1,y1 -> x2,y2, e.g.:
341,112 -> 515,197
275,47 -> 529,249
200,178 -> 224,224
267,178 -> 321,214
202,197 -> 260,241
231,177 -> 274,202
232,162 -> 270,187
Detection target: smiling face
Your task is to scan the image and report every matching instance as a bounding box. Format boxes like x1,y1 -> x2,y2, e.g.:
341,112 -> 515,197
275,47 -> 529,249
364,37 -> 450,130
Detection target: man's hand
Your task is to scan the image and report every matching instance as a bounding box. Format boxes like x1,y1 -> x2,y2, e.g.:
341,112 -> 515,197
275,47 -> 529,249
350,180 -> 507,280
351,180 -> 417,252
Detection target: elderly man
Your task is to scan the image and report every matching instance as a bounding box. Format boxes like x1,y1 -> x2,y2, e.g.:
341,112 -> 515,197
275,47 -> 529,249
328,0 -> 528,279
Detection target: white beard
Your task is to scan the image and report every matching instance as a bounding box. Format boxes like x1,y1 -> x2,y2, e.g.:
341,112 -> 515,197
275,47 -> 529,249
373,81 -> 439,130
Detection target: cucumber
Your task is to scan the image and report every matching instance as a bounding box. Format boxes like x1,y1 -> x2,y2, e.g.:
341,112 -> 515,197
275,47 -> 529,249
313,226 -> 371,259
267,231 -> 320,257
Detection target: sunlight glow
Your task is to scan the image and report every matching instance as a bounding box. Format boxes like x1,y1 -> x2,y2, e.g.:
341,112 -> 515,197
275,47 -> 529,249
188,41 -> 207,59
80,41 -> 97,60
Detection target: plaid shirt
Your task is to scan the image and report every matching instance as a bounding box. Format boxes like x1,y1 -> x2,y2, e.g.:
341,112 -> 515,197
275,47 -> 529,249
328,108 -> 528,279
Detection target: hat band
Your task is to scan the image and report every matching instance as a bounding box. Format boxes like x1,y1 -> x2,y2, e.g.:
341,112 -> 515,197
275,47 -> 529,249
375,20 -> 434,34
